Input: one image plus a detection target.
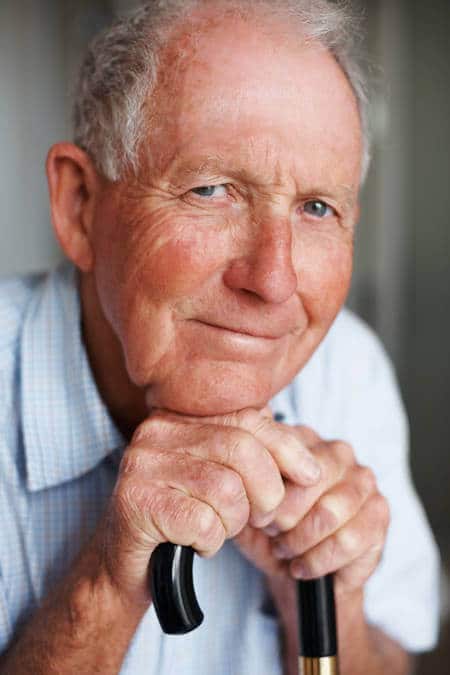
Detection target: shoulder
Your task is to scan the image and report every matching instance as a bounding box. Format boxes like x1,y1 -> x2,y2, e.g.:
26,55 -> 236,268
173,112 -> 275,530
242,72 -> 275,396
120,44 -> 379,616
323,307 -> 389,367
303,307 -> 396,394
292,308 -> 406,459
0,272 -> 44,366
0,271 -> 46,421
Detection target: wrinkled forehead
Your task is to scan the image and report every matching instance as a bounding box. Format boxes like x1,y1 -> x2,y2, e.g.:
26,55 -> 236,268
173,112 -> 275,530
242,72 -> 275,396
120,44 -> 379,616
144,10 -> 362,185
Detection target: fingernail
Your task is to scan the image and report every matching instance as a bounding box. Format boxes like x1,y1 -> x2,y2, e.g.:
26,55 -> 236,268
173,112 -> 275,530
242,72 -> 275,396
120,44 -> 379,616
251,509 -> 277,529
291,561 -> 308,579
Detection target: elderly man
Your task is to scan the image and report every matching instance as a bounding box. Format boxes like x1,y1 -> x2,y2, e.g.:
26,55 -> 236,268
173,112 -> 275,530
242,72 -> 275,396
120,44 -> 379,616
0,1 -> 439,673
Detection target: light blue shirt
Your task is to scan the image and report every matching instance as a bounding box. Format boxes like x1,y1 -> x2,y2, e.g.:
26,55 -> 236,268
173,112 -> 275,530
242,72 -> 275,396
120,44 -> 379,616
0,262 -> 440,672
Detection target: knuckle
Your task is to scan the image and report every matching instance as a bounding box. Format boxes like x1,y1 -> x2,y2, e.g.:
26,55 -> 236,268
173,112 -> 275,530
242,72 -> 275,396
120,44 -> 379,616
264,478 -> 285,513
115,481 -> 143,513
193,502 -> 224,545
219,411 -> 241,427
113,482 -> 165,543
333,440 -> 355,466
228,506 -> 251,538
217,470 -> 246,505
312,497 -> 339,535
367,542 -> 384,559
131,419 -> 157,444
131,416 -> 171,445
354,465 -> 377,495
337,527 -> 360,557
224,428 -> 248,465
237,407 -> 263,428
370,494 -> 391,528
128,484 -> 158,519
325,534 -> 340,570
296,425 -> 320,446
119,450 -> 147,476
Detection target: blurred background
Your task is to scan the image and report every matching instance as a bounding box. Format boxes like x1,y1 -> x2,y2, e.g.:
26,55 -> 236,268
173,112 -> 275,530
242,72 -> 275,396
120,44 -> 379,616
0,0 -> 449,671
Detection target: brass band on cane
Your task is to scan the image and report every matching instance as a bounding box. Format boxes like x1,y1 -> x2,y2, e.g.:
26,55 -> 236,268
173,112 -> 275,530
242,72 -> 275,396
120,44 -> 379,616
299,656 -> 339,675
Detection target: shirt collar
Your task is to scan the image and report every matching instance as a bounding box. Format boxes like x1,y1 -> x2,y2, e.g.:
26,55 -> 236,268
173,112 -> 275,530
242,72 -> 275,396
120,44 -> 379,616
21,262 -> 125,492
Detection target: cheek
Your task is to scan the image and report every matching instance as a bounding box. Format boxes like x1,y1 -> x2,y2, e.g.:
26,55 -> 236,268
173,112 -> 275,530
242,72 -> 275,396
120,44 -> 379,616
296,232 -> 353,323
121,223 -> 226,304
96,203 -> 227,316
93,207 -> 233,377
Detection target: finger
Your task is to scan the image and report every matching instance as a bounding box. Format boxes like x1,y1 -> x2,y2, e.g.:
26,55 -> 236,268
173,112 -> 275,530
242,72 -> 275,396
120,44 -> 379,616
172,409 -> 321,486
114,481 -> 227,558
263,481 -> 305,536
292,425 -> 322,446
264,442 -> 357,534
271,465 -> 377,555
121,450 -> 250,539
205,409 -> 322,487
287,494 -> 390,580
250,414 -> 322,485
334,546 -> 384,594
129,416 -> 285,528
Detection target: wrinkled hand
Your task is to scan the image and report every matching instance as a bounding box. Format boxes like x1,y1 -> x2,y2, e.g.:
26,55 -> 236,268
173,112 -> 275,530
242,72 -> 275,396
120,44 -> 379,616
98,409 -> 320,604
234,423 -> 390,596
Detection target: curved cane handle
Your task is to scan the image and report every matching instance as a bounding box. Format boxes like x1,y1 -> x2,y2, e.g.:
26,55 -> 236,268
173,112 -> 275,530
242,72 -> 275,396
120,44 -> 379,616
149,543 -> 204,635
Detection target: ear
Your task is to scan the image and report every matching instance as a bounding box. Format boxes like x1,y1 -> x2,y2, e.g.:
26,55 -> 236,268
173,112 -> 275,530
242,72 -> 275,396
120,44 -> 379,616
46,143 -> 103,272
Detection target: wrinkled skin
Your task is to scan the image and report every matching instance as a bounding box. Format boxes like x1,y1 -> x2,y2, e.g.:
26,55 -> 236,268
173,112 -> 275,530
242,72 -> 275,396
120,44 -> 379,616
45,10 -> 396,670
82,17 -> 361,424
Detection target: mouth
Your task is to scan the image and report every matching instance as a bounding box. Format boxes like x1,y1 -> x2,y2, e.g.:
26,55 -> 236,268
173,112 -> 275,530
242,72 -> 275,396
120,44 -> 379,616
196,320 -> 287,341
182,318 -> 298,363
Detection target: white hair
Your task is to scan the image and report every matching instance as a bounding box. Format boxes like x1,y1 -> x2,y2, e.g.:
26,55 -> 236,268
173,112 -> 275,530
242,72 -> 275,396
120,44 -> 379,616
73,0 -> 371,183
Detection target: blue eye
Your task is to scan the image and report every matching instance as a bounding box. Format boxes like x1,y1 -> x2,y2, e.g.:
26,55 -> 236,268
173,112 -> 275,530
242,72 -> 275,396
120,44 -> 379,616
304,200 -> 334,218
191,185 -> 227,198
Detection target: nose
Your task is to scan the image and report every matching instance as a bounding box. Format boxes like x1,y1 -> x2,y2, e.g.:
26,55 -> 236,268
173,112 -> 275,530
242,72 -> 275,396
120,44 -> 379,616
223,216 -> 298,304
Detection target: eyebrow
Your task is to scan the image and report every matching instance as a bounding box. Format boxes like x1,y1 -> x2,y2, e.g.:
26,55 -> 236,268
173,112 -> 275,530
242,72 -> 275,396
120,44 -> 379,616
168,156 -> 231,180
166,156 -> 359,207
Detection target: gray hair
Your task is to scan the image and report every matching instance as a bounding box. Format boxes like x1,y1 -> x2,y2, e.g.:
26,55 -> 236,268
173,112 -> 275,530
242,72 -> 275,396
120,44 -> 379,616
73,0 -> 371,183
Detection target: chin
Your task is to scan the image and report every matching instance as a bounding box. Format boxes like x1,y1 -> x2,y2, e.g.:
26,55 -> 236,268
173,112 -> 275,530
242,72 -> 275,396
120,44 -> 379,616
145,362 -> 279,416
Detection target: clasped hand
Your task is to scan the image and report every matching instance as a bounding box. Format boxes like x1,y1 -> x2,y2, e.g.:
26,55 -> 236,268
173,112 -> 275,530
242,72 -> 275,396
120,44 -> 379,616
103,408 -> 389,604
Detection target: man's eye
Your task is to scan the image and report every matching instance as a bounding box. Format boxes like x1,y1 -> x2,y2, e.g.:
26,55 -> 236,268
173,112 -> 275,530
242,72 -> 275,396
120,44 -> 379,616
303,200 -> 334,218
190,184 -> 228,198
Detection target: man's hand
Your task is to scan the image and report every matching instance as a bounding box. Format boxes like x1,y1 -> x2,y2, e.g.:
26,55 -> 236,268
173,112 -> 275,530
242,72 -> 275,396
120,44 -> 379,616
227,416 -> 401,675
234,422 -> 390,596
97,409 -> 322,605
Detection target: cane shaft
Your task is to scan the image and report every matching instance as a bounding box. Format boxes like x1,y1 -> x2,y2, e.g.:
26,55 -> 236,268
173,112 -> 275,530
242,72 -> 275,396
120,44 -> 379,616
297,575 -> 339,674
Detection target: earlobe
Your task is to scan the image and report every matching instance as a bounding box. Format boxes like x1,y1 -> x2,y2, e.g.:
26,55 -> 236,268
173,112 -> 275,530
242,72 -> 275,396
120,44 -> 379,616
46,143 -> 100,272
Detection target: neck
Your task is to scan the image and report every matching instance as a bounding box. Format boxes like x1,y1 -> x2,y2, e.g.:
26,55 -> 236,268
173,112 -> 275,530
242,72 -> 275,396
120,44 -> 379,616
79,271 -> 148,440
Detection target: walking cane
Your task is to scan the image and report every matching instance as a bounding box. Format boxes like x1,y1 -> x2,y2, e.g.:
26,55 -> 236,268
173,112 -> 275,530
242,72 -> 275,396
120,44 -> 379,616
150,543 -> 339,674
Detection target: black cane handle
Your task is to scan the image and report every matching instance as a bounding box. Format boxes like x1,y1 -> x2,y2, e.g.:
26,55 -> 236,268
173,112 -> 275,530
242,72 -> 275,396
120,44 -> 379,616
150,546 -> 338,673
149,543 -> 204,634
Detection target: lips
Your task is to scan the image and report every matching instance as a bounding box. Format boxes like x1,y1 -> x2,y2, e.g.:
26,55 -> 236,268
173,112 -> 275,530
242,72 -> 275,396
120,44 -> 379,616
194,318 -> 298,340
189,296 -> 305,341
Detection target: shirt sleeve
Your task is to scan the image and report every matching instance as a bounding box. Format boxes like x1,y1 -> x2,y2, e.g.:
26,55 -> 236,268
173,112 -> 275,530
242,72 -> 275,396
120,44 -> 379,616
340,326 -> 441,652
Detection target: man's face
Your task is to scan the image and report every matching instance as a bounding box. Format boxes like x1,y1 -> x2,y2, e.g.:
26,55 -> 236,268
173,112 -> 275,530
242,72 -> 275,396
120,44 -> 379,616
90,16 -> 362,416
